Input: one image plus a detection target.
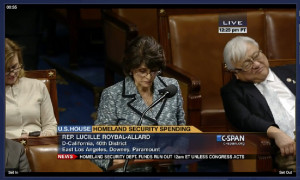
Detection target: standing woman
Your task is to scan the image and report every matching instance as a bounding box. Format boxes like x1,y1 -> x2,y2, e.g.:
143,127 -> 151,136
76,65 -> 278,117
5,38 -> 57,139
94,36 -> 186,171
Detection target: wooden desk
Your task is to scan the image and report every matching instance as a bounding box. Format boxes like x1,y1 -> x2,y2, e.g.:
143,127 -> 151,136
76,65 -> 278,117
13,135 -> 59,146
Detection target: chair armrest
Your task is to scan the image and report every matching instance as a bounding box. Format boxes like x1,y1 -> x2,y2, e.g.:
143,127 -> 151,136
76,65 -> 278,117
164,64 -> 202,128
229,124 -> 273,155
249,133 -> 275,172
247,133 -> 273,154
26,144 -> 102,172
12,136 -> 59,146
165,64 -> 201,95
229,133 -> 274,172
228,123 -> 274,172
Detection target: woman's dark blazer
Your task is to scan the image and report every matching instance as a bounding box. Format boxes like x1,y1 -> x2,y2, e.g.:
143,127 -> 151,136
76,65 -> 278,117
5,139 -> 31,172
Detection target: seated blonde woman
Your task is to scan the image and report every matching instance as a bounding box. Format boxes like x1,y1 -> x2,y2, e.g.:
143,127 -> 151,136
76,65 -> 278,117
5,38 -> 57,139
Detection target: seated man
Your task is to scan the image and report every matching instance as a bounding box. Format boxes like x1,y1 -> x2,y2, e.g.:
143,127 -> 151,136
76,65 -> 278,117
5,138 -> 31,172
221,36 -> 296,171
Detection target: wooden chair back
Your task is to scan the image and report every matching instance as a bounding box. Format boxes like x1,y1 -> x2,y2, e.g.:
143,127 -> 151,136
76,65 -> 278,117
25,69 -> 59,123
158,8 -> 296,132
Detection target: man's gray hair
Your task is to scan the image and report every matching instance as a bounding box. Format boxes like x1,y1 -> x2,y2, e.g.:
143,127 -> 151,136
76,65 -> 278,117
223,36 -> 259,70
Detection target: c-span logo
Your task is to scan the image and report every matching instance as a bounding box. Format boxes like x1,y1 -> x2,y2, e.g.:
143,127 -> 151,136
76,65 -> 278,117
217,135 -> 245,146
216,135 -> 223,142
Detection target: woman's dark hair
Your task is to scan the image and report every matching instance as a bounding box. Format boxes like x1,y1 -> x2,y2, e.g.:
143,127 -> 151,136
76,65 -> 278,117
122,36 -> 166,76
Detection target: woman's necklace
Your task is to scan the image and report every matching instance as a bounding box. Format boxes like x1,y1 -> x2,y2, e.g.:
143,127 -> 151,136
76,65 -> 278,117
142,94 -> 153,112
138,85 -> 154,112
144,96 -> 152,106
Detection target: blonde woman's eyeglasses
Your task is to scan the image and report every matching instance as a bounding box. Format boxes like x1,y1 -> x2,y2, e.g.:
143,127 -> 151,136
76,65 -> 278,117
5,64 -> 23,75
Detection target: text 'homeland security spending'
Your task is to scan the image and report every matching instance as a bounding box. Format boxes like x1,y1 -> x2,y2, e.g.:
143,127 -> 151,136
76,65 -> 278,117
57,125 -> 202,133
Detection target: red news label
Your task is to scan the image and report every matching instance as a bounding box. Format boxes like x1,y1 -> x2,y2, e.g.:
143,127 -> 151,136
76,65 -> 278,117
57,154 -> 78,160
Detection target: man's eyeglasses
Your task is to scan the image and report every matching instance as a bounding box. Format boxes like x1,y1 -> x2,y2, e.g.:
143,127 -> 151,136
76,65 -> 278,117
134,68 -> 161,77
233,50 -> 263,73
5,64 -> 23,75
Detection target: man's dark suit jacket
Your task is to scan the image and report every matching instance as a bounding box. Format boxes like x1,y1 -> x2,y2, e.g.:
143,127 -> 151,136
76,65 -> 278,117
221,64 -> 296,132
5,139 -> 31,172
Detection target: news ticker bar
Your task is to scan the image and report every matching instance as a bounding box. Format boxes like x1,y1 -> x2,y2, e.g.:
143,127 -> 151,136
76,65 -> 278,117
58,125 -> 202,133
57,154 -> 253,160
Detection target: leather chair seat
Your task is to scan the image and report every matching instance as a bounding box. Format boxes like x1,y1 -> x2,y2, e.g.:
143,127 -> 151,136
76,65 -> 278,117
26,144 -> 102,172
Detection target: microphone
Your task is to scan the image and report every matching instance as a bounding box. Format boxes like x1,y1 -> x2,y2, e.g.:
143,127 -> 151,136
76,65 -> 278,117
123,84 -> 178,172
138,84 -> 177,126
158,84 -> 178,98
